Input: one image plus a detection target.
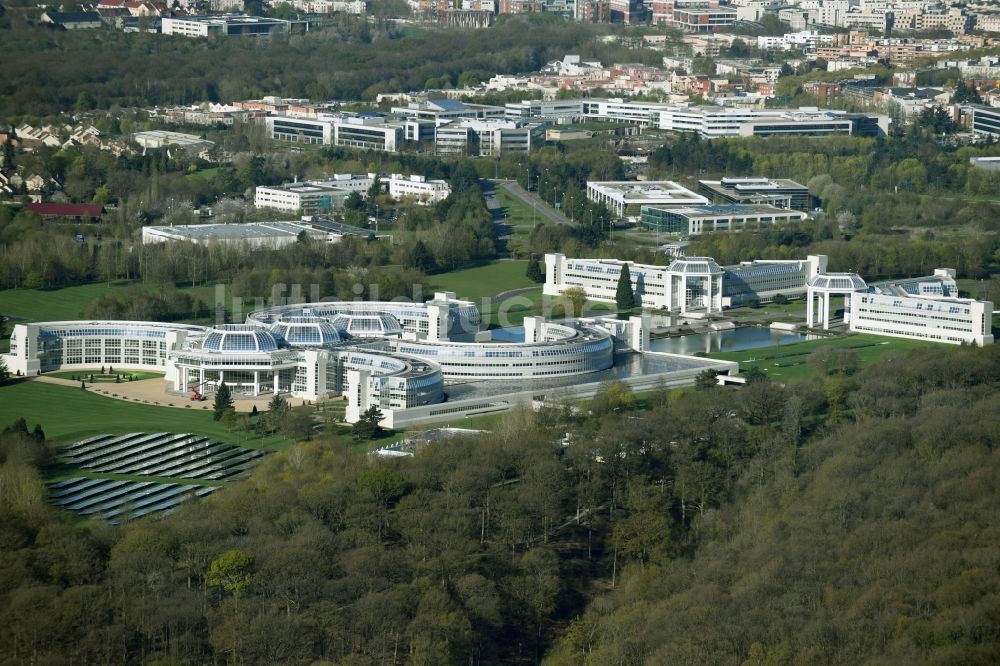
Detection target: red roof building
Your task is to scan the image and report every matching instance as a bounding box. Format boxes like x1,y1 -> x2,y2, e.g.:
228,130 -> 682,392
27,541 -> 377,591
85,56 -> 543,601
25,203 -> 104,220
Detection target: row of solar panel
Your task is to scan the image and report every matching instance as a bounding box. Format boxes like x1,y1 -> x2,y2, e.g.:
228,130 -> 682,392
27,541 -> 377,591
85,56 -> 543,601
48,477 -> 217,523
60,432 -> 264,481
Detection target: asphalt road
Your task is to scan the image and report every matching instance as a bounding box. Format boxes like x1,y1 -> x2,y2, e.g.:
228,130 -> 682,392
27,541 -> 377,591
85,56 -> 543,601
491,179 -> 572,226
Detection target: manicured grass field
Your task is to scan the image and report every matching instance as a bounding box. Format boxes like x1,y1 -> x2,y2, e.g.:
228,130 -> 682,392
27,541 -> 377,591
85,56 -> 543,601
429,260 -> 534,302
706,333 -> 938,382
0,281 -> 217,323
0,380 -> 287,449
495,188 -> 540,233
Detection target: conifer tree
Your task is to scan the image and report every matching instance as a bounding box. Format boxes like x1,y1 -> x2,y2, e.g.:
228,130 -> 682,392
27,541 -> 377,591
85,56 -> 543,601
213,382 -> 234,421
616,263 -> 635,313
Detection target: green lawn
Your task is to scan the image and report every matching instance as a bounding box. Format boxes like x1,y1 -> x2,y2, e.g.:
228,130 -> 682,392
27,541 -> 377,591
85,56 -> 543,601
0,380 -> 287,449
727,300 -> 808,321
707,333 -> 939,382
429,260 -> 534,301
495,188 -> 543,234
0,281 -> 217,323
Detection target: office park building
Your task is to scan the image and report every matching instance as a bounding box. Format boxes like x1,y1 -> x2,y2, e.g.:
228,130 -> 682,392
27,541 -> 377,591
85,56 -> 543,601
254,173 -> 450,213
586,180 -> 709,218
641,204 -> 807,235
698,177 -> 812,211
545,253 -> 993,346
5,292 -> 735,428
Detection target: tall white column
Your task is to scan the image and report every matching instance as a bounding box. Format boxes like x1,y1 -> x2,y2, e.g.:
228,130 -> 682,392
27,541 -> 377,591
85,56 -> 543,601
253,371 -> 259,396
680,275 -> 688,314
273,372 -> 279,395
822,293 -> 830,330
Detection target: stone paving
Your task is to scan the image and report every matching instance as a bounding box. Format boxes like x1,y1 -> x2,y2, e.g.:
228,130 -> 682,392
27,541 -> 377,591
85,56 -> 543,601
32,375 -> 308,412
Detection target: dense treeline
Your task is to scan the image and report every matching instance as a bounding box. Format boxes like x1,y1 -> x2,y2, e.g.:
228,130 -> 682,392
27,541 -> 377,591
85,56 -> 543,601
650,132 -> 1000,206
1,341 -> 999,663
688,221 -> 1000,281
0,14 -> 658,119
548,345 -> 1000,664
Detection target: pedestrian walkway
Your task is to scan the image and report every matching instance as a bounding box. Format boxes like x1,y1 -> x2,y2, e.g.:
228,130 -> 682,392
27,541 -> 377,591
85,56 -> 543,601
30,375 -> 306,412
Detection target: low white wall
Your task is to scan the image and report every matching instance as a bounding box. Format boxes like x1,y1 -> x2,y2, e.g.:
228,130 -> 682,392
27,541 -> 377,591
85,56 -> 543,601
377,355 -> 738,429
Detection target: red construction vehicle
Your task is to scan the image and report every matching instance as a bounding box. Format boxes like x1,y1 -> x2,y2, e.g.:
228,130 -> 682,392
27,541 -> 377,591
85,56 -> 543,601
189,382 -> 208,401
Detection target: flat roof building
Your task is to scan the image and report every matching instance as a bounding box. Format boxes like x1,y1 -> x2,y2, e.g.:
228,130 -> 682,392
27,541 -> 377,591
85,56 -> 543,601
435,119 -> 545,157
384,173 -> 451,205
699,177 -> 811,211
586,180 -> 709,218
504,98 -> 891,139
391,99 -> 506,124
141,221 -> 332,247
132,130 -> 214,153
804,268 -> 994,346
265,114 -> 402,152
641,204 -> 808,235
254,174 -> 376,214
971,105 -> 1000,138
161,15 -> 307,37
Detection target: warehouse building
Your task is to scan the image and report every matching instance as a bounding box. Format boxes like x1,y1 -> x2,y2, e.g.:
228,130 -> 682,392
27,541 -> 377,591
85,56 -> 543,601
141,221 -> 332,247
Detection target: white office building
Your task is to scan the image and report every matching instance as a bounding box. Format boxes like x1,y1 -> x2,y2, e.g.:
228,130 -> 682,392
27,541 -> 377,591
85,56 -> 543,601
545,253 -> 726,313
254,180 -> 363,214
586,180 -> 709,218
161,15 -> 306,38
384,173 -> 451,205
545,252 -> 829,311
850,292 -> 994,346
805,268 -> 994,346
266,114 -> 402,152
504,98 -> 890,139
434,119 -> 545,156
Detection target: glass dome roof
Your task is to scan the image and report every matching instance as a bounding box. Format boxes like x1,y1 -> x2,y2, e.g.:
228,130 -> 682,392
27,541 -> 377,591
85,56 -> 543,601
270,316 -> 342,347
202,324 -> 279,353
808,273 -> 867,291
330,313 -> 404,338
667,257 -> 723,274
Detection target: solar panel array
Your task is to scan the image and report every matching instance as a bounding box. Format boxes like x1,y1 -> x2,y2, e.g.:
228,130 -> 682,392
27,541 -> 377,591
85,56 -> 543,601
49,433 -> 267,523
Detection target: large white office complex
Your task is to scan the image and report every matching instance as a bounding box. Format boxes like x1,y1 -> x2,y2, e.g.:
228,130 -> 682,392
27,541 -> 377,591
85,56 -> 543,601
586,181 -> 709,218
545,252 -> 827,312
546,252 -> 994,346
503,98 -> 890,138
805,268 -> 994,346
5,291 -> 742,428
